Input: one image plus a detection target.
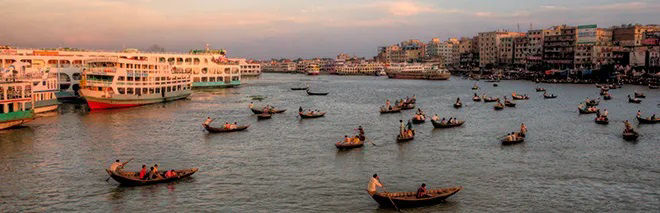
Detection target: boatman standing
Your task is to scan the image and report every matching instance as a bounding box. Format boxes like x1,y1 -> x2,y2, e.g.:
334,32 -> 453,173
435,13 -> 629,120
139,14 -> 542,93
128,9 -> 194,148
248,102 -> 254,109
367,173 -> 383,195
109,159 -> 129,173
203,117 -> 214,127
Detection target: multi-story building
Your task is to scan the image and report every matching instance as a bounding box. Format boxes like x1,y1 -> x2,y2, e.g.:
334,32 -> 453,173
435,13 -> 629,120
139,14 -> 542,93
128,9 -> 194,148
376,45 -> 405,63
478,30 -> 525,68
400,39 -> 426,62
525,29 -> 545,68
229,58 -> 261,76
612,24 -> 660,47
425,38 -> 442,62
543,25 -> 577,69
513,36 -> 530,67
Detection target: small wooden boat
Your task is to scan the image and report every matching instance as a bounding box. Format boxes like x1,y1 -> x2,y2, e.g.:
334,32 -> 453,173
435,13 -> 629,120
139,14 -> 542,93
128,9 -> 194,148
431,119 -> 464,128
335,139 -> 364,150
307,90 -> 329,96
453,102 -> 462,108
251,108 -> 286,114
535,87 -> 546,92
603,94 -> 612,100
396,132 -> 415,142
483,97 -> 499,102
472,86 -> 479,90
634,92 -> 645,98
257,114 -> 272,120
412,116 -> 425,124
578,107 -> 597,114
595,117 -> 608,124
511,95 -> 529,100
404,98 -> 416,104
628,97 -> 641,103
472,96 -> 481,102
636,116 -> 659,124
203,124 -> 249,133
370,186 -> 462,209
106,168 -> 198,186
494,103 -> 504,110
493,83 -> 498,87
291,87 -> 309,90
622,130 -> 639,141
400,103 -> 415,110
585,100 -> 599,106
501,136 -> 524,145
543,94 -> 557,99
380,107 -> 402,114
299,112 -> 326,119
504,101 -> 516,107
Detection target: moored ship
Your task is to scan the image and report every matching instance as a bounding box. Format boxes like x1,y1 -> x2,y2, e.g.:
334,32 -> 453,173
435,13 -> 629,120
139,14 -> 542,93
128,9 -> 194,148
386,63 -> 450,80
306,64 -> 320,75
0,81 -> 35,130
79,57 -> 192,110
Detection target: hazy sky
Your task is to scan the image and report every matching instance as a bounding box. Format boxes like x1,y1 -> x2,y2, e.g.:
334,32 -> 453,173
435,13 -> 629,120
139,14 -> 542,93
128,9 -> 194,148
1,0 -> 658,59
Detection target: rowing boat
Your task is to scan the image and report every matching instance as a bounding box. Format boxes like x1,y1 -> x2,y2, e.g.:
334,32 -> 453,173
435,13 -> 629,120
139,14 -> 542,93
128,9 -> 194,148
291,87 -> 309,90
380,107 -> 402,114
622,130 -> 639,141
257,114 -> 272,120
636,116 -> 659,124
501,136 -> 524,145
299,112 -> 326,119
431,119 -> 464,128
106,168 -> 198,186
370,186 -> 462,209
203,124 -> 249,133
335,138 -> 364,150
250,108 -> 287,114
307,90 -> 329,96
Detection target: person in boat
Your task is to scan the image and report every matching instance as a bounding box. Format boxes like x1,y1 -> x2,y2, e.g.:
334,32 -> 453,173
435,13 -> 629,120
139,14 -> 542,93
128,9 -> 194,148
596,109 -> 601,117
406,120 -> 413,130
385,99 -> 391,107
432,114 -> 439,121
358,126 -> 365,140
248,102 -> 254,109
636,110 -> 641,117
299,106 -> 303,113
109,159 -> 129,173
511,132 -> 518,140
416,183 -> 431,198
343,135 -> 350,144
353,135 -> 361,143
520,123 -> 527,134
146,166 -> 155,180
399,120 -> 405,136
417,108 -> 423,114
651,114 -> 656,120
602,109 -> 608,118
367,174 -> 383,196
203,117 -> 214,127
152,164 -> 163,179
231,122 -> 238,129
139,164 -> 148,180
440,117 -> 446,124
456,97 -> 461,104
224,122 -> 233,130
623,120 -> 632,132
164,170 -> 174,178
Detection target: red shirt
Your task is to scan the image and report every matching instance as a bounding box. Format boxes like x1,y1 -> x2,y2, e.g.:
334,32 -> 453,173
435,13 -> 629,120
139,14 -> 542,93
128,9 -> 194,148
139,168 -> 147,179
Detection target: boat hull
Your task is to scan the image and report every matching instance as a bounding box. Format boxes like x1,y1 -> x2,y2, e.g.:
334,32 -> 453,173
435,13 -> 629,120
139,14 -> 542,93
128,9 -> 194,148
83,93 -> 191,110
371,187 -> 462,209
0,111 -> 34,130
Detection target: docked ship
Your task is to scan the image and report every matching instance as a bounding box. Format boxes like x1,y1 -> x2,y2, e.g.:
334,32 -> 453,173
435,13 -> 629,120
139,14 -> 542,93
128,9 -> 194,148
386,63 -> 451,80
56,67 -> 83,101
3,61 -> 60,113
79,57 -> 192,110
0,81 -> 35,130
306,64 -> 320,75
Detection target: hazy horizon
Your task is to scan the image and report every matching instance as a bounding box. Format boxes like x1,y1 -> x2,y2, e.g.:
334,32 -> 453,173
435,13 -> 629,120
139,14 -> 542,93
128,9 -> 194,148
1,0 -> 658,60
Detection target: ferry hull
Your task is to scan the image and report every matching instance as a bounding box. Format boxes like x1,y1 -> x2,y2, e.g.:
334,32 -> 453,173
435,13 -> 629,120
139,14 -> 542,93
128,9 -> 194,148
84,93 -> 191,110
34,105 -> 59,114
387,73 -> 450,80
0,111 -> 34,130
192,80 -> 241,88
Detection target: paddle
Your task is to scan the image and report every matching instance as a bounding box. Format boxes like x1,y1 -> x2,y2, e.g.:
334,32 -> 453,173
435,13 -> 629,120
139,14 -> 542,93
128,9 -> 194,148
106,158 -> 133,182
381,185 -> 401,212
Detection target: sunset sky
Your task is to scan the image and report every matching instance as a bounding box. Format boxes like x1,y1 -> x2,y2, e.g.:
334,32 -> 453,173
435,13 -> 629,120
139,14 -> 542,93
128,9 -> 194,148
1,0 -> 658,59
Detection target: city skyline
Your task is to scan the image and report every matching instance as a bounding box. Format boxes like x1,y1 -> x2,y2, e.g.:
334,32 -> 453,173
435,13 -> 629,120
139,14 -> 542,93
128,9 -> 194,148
1,0 -> 659,59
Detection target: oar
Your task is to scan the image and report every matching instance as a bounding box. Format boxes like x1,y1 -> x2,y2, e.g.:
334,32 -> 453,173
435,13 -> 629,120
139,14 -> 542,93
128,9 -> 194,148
382,186 -> 401,212
106,158 -> 133,182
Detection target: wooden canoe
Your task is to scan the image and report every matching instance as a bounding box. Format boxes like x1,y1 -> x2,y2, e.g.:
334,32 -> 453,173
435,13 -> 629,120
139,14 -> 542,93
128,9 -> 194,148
512,95 -> 529,100
397,133 -> 415,142
622,131 -> 639,141
586,100 -> 599,106
493,83 -> 498,87
603,94 -> 612,100
536,88 -> 546,92
257,114 -> 272,120
431,119 -> 464,128
636,116 -> 659,124
504,101 -> 516,107
371,186 -> 462,209
412,117 -> 425,124
335,139 -> 365,150
483,97 -> 499,102
251,108 -> 286,114
578,107 -> 597,114
628,97 -> 641,103
501,137 -> 524,145
291,87 -> 309,90
106,168 -> 198,186
204,124 -> 249,133
307,90 -> 329,96
544,94 -> 557,99
400,104 -> 415,110
380,107 -> 402,114
453,103 -> 462,108
299,112 -> 326,118
595,117 -> 609,124
634,93 -> 645,98
494,104 -> 504,110
472,96 -> 481,102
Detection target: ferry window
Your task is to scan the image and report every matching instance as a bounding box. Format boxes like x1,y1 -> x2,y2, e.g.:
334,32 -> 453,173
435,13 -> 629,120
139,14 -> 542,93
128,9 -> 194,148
72,73 -> 82,80
127,76 -> 133,81
118,76 -> 125,81
209,77 -> 215,82
156,88 -> 160,93
172,86 -> 176,91
167,87 -> 171,92
0,104 -> 3,113
177,85 -> 181,90
127,88 -> 134,94
135,76 -> 141,81
149,88 -> 154,94
136,88 -> 141,96
202,77 -> 208,82
143,88 -> 148,94
217,77 -> 223,82
142,65 -> 148,69
201,68 -> 208,74
193,77 -> 200,82
118,88 -> 125,94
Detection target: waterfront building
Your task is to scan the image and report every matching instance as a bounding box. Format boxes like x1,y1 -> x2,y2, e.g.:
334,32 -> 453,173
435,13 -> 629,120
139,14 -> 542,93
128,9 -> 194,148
612,24 -> 660,47
478,30 -> 525,68
543,25 -> 577,69
425,38 -> 443,63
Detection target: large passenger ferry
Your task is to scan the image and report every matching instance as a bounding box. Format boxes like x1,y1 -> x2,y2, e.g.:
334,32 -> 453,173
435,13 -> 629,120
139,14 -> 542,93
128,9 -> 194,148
386,63 -> 451,80
0,81 -> 34,130
2,61 -> 60,113
80,57 -> 192,110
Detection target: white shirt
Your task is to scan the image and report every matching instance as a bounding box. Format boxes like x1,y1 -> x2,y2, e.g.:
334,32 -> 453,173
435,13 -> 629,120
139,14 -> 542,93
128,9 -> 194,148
367,177 -> 383,193
203,119 -> 213,125
109,162 -> 122,172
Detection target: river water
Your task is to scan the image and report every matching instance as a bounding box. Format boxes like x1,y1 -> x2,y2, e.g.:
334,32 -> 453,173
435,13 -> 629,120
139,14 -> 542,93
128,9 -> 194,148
1,73 -> 658,212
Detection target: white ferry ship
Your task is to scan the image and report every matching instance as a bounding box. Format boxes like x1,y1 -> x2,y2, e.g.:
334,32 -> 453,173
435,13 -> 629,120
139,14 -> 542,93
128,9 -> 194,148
0,81 -> 34,130
306,64 -> 320,75
2,61 -> 60,113
80,57 -> 192,110
385,63 -> 450,80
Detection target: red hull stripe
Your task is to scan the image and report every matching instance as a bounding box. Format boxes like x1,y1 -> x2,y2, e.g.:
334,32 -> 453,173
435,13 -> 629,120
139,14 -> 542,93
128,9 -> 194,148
86,100 -> 142,110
